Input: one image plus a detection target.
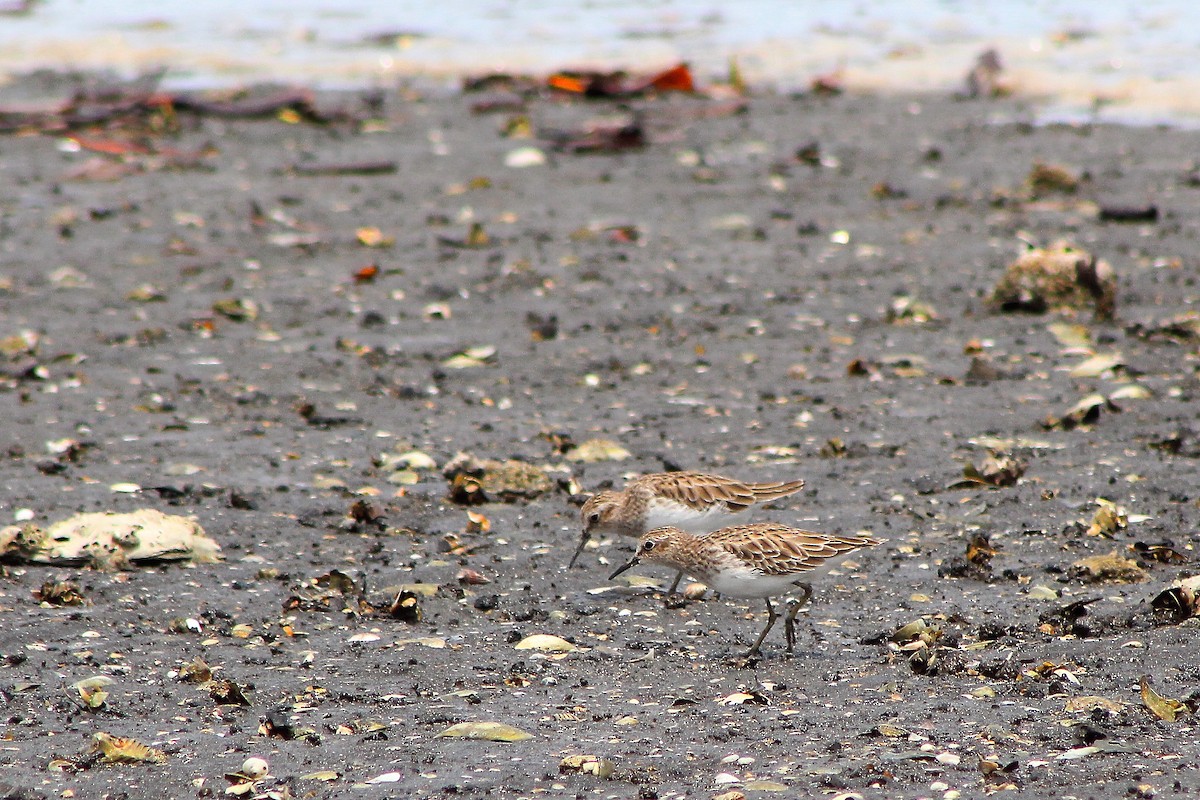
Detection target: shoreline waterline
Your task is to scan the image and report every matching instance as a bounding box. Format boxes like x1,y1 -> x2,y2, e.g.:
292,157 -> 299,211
2,1 -> 1199,127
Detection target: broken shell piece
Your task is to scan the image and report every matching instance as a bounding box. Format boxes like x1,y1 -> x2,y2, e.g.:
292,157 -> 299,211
505,147 -> 546,168
177,657 -> 212,684
384,590 -> 422,623
1070,551 -> 1146,583
1151,575 -> 1200,624
465,510 -> 491,533
366,771 -> 402,784
74,675 -> 113,709
1043,393 -> 1116,430
300,770 -> 341,782
90,732 -> 167,765
719,691 -> 768,706
394,450 -> 436,470
0,509 -> 220,569
1126,311 -> 1200,343
948,454 -> 1025,489
1068,353 -> 1124,379
890,619 -> 939,645
212,297 -> 259,322
514,634 -> 578,653
1140,676 -> 1187,722
1132,540 -> 1188,565
209,679 -> 252,706
885,295 -> 937,325
436,721 -> 533,742
456,568 -> 490,585
1086,499 -> 1127,537
442,345 -> 496,369
559,754 -> 616,778
564,438 -> 631,463
1065,696 -> 1126,714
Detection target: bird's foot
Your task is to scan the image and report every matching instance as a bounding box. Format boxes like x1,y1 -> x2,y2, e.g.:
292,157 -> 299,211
733,652 -> 764,669
663,593 -> 688,610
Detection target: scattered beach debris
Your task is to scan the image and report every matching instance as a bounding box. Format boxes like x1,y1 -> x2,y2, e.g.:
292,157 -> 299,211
1069,551 -> 1147,584
559,754 -> 616,779
443,452 -> 555,504
1151,575 -> 1200,624
1098,203 -> 1158,223
990,241 -> 1116,319
947,454 -> 1025,490
90,732 -> 168,765
1140,676 -> 1189,722
564,438 -> 631,463
1126,311 -> 1200,343
0,509 -> 220,569
1026,162 -> 1080,197
436,721 -> 533,742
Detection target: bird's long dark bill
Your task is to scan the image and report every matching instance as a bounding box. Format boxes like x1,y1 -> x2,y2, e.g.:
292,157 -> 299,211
567,530 -> 591,567
608,555 -> 640,581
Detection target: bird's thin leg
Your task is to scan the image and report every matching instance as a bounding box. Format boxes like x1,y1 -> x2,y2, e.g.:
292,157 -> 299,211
784,583 -> 813,654
745,598 -> 778,659
665,570 -> 684,596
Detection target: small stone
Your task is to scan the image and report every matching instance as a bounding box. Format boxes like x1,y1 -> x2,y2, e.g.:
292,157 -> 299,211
505,147 -> 546,168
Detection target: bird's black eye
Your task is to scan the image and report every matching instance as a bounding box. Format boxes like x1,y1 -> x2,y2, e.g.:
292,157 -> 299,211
587,512 -> 600,525
642,540 -> 656,552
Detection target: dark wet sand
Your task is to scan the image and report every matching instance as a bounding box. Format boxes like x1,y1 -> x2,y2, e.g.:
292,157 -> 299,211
0,79 -> 1198,799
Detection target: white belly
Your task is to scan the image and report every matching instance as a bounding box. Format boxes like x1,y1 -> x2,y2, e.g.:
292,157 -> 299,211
701,555 -> 852,598
644,503 -> 751,535
705,566 -> 805,598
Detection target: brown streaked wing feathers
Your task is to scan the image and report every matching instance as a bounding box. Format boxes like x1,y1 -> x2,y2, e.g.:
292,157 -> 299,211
709,522 -> 880,576
639,473 -> 804,513
740,478 -> 807,502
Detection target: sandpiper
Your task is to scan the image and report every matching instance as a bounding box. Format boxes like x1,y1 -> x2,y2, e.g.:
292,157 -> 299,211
608,523 -> 882,659
571,472 -> 806,582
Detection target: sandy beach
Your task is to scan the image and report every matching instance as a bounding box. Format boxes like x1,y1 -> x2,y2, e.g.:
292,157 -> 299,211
0,70 -> 1198,798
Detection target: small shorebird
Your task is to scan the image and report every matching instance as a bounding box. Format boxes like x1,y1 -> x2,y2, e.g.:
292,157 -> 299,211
608,523 -> 882,659
571,472 -> 806,582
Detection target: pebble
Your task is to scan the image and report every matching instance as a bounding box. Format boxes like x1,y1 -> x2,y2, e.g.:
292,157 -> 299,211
505,147 -> 546,168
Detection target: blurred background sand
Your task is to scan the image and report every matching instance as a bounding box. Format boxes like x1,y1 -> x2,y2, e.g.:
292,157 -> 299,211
1,1 -> 1198,124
